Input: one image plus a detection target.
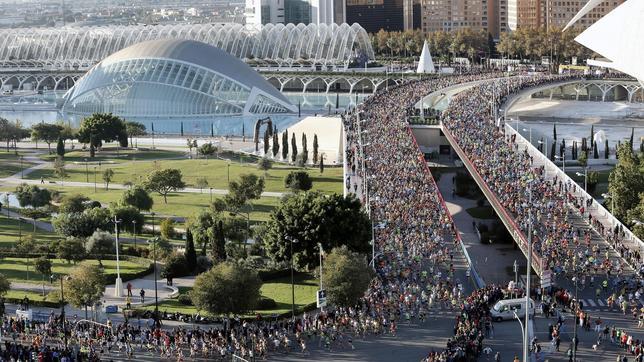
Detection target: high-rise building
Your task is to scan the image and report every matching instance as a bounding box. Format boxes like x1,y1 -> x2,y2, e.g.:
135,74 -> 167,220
507,0 -> 541,30
345,0 -> 419,33
543,0 -> 624,29
420,0 -> 488,33
245,0 -> 338,26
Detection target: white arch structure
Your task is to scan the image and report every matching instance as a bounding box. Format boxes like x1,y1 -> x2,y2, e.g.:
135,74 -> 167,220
0,23 -> 374,70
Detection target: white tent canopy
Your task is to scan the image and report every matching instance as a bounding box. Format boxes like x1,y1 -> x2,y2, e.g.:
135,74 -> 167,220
417,40 -> 435,74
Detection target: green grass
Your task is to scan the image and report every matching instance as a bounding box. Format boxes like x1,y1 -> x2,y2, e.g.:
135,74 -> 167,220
140,273 -> 318,316
0,151 -> 35,178
465,206 -> 498,219
38,147 -> 186,163
0,258 -> 149,284
31,186 -> 280,222
0,214 -> 60,247
5,289 -> 55,302
27,157 -> 342,194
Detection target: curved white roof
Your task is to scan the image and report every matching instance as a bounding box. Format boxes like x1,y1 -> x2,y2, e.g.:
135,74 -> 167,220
102,38 -> 289,103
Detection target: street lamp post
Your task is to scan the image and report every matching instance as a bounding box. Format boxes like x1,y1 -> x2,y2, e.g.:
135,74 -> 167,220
227,163 -> 230,184
602,193 -> 615,214
576,169 -> 588,193
288,237 -> 299,319
523,185 -> 533,362
209,187 -> 213,204
84,158 -> 89,182
132,220 -> 137,248
59,275 -> 68,347
113,217 -> 123,297
148,237 -> 160,327
151,212 -> 156,236
20,156 -> 23,179
93,166 -> 97,193
555,154 -> 566,173
538,139 -> 548,157
522,127 -> 532,145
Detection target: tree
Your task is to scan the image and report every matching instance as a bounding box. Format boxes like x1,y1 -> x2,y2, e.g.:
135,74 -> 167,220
198,142 -> 217,161
553,123 -> 557,140
272,132 -> 279,158
187,138 -> 194,155
195,177 -> 209,193
257,157 -> 272,176
627,193 -> 644,240
53,208 -> 111,238
291,133 -> 298,163
85,230 -> 115,266
54,156 -> 66,180
59,194 -> 89,213
34,256 -> 52,296
110,205 -> 144,233
263,129 -> 270,155
190,262 -> 261,316
76,113 -> 128,155
57,237 -> 86,264
284,171 -> 313,192
608,143 -> 644,220
593,141 -> 599,159
56,137 -> 65,157
31,123 -> 63,153
0,273 -> 10,297
588,170 -> 600,194
301,133 -> 308,164
65,264 -> 104,318
320,154 -> 325,174
224,174 -> 265,211
102,168 -> 114,190
125,121 -> 146,148
282,130 -> 289,160
14,184 -> 51,208
144,169 -> 186,204
160,218 -> 175,239
264,192 -> 371,270
578,151 -> 588,168
322,245 -> 374,307
120,185 -> 154,211
161,252 -> 189,281
184,228 -> 197,270
312,134 -> 319,165
605,139 -> 610,159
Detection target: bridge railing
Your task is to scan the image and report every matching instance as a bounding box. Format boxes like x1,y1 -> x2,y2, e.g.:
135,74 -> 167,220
407,126 -> 485,288
505,124 -> 643,253
442,127 -> 544,277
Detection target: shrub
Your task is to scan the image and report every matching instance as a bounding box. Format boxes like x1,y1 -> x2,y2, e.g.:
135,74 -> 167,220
160,218 -> 175,239
19,207 -> 51,220
256,297 -> 276,310
87,200 -> 102,209
178,294 -> 193,306
476,199 -> 486,207
195,255 -> 212,273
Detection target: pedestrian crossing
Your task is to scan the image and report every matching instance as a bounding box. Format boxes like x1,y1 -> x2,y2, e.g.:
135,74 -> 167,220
569,297 -> 644,312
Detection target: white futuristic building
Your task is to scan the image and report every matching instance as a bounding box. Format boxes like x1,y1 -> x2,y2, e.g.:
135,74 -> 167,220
566,0 -> 643,85
61,39 -> 297,118
0,23 -> 373,69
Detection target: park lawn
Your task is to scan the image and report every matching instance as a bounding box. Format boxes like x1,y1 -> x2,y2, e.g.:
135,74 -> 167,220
36,185 -> 280,222
38,147 -> 186,163
0,258 -> 149,285
0,151 -> 35,178
4,289 -> 54,303
465,206 -> 498,220
0,214 -> 60,247
27,158 -> 343,194
140,273 -> 318,317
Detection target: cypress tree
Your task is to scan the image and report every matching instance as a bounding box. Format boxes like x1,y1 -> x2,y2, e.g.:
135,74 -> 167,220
301,133 -> 308,164
630,127 -> 635,149
590,125 -> 594,146
272,133 -> 279,157
184,228 -> 197,271
56,137 -> 65,157
605,139 -> 609,159
312,134 -> 319,165
263,129 -> 270,155
180,121 -> 184,136
319,154 -> 324,173
242,123 -> 245,142
553,123 -> 557,140
212,220 -> 226,261
291,133 -> 298,163
593,141 -> 599,159
282,130 -> 288,160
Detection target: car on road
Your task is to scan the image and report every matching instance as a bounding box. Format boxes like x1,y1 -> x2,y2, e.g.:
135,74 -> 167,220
490,298 -> 535,322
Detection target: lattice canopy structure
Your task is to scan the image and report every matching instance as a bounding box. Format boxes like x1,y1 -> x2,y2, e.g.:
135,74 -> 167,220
61,39 -> 297,118
0,23 -> 374,69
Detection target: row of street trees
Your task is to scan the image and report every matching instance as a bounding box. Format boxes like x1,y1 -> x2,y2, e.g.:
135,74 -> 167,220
370,26 -> 591,65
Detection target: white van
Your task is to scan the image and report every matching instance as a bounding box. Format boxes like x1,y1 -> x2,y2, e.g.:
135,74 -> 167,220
490,298 -> 535,322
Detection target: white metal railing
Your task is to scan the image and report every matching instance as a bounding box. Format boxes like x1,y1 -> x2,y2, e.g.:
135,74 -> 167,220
505,123 -> 643,251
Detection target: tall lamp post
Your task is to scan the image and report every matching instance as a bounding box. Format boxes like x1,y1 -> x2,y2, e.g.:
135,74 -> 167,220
84,158 -> 89,182
522,127 -> 532,145
132,220 -> 137,248
113,217 -> 123,297
555,154 -> 566,173
287,236 -> 299,319
576,169 -> 588,194
602,193 -> 615,214
538,139 -> 547,157
59,274 -> 68,347
148,237 -> 160,327
93,166 -> 97,193
523,183 -> 534,362
20,156 -> 23,179
151,212 -> 156,236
